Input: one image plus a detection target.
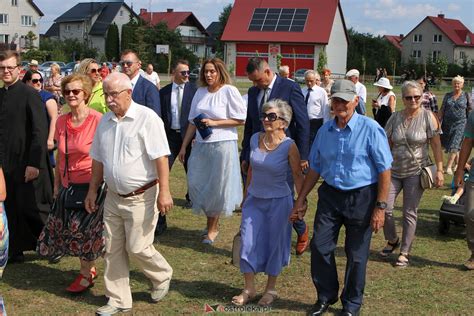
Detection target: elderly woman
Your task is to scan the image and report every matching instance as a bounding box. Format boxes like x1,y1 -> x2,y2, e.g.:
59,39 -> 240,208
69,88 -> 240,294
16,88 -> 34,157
76,58 -> 108,114
416,76 -> 438,113
232,99 -> 304,307
439,75 -> 472,175
320,68 -> 334,96
37,74 -> 105,293
44,63 -> 63,108
380,81 -> 444,267
372,77 -> 396,128
178,58 -> 246,244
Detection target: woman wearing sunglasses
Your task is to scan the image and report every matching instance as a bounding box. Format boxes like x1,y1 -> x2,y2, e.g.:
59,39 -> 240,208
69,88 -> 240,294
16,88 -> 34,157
37,74 -> 105,293
44,63 -> 64,109
380,81 -> 443,267
76,58 -> 108,113
232,99 -> 304,307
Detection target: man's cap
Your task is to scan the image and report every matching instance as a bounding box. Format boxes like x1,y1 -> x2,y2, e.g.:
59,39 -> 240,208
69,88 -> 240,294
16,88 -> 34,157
346,69 -> 359,77
29,59 -> 39,66
330,80 -> 357,101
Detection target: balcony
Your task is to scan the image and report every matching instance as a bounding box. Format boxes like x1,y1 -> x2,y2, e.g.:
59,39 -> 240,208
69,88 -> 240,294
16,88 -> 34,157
181,36 -> 206,45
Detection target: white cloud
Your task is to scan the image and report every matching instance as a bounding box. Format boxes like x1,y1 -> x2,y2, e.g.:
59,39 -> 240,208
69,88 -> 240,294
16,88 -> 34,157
447,4 -> 461,11
364,3 -> 438,20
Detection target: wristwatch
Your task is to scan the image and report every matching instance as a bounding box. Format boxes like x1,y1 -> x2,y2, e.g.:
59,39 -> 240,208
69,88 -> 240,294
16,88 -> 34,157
376,201 -> 388,209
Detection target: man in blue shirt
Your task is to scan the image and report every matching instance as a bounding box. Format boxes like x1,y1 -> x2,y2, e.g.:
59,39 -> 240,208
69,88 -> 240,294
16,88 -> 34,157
293,80 -> 392,316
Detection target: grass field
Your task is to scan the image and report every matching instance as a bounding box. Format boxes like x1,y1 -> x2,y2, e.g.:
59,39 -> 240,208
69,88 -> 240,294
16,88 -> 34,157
0,80 -> 472,315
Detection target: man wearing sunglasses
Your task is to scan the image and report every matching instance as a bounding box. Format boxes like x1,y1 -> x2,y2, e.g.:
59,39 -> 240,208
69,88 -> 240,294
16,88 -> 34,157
0,51 -> 49,263
157,60 -> 197,233
120,49 -> 161,116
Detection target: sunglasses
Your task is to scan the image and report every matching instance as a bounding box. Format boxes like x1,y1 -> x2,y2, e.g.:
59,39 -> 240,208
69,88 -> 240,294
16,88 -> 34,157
89,68 -> 99,74
180,70 -> 190,76
31,78 -> 43,84
260,112 -> 284,122
64,89 -> 83,96
119,61 -> 135,67
403,95 -> 421,101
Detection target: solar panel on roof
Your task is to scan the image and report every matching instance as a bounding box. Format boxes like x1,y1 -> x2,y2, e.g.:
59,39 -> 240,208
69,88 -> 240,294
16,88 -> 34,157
248,8 -> 308,32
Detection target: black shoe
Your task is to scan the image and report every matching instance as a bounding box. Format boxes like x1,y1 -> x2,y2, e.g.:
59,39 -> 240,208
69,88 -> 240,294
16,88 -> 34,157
8,252 -> 25,264
340,309 -> 360,316
184,200 -> 193,209
49,254 -> 63,264
155,222 -> 168,236
308,298 -> 338,316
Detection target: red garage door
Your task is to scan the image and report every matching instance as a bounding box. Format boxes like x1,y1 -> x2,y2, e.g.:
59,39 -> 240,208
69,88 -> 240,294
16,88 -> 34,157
235,43 -> 268,76
280,45 -> 314,77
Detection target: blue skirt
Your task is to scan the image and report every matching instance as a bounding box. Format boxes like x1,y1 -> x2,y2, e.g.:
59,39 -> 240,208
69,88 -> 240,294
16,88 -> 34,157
240,194 -> 293,276
188,140 -> 242,217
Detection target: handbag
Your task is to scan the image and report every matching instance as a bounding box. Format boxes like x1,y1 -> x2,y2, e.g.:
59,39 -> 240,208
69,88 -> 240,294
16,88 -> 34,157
193,113 -> 213,139
231,230 -> 241,269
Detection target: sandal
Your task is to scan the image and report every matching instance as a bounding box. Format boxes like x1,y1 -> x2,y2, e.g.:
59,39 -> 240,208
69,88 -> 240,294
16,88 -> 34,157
395,253 -> 409,267
379,238 -> 400,257
258,290 -> 278,307
232,289 -> 256,306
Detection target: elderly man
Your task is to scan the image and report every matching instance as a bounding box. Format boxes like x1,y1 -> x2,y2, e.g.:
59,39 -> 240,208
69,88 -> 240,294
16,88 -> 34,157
243,57 -> 310,255
278,65 -> 292,80
346,69 -> 367,115
293,80 -> 392,316
142,63 -> 161,90
120,49 -> 161,116
28,59 -> 44,78
0,51 -> 50,263
85,72 -> 173,315
303,70 -> 330,145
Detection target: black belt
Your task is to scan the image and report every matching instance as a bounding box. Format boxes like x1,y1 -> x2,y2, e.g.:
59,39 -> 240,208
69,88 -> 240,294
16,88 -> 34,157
118,180 -> 158,198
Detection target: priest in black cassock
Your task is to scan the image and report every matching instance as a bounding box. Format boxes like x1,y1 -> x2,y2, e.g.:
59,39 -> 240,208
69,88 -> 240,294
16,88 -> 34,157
0,51 -> 52,263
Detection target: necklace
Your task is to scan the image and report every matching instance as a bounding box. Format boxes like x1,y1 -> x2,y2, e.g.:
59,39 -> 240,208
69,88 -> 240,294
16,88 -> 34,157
262,134 -> 284,151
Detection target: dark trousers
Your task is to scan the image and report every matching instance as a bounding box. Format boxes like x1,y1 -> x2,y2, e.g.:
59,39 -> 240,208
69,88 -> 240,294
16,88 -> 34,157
309,118 -> 324,146
158,129 -> 192,227
311,182 -> 377,312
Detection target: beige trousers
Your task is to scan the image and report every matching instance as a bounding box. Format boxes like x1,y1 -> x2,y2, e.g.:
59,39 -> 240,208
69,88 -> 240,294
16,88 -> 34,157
103,186 -> 173,309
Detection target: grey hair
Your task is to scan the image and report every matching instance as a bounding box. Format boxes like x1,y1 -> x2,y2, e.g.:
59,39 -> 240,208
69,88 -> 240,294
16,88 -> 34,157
401,80 -> 422,97
279,65 -> 289,73
305,69 -> 320,79
262,99 -> 293,126
103,72 -> 132,90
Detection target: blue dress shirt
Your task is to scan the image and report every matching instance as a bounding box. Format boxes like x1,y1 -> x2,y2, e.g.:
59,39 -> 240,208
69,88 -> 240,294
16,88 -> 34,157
309,112 -> 393,190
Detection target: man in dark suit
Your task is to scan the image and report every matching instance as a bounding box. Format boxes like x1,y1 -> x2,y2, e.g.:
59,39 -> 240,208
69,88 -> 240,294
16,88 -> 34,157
241,57 -> 310,255
156,60 -> 197,235
120,49 -> 161,116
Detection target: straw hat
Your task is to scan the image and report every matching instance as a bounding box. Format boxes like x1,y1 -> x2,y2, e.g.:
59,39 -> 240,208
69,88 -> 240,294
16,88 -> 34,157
346,69 -> 360,78
374,77 -> 393,90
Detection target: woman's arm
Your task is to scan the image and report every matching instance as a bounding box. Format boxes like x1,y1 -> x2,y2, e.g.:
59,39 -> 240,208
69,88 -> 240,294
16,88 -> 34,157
200,118 -> 245,128
178,124 -> 197,163
45,99 -> 58,150
429,112 -> 444,187
437,94 -> 448,121
288,143 -> 303,196
388,95 -> 396,113
0,167 -> 6,202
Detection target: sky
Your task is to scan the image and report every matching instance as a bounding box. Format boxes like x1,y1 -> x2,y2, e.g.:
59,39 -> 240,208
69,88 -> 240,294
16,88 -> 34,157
38,0 -> 474,36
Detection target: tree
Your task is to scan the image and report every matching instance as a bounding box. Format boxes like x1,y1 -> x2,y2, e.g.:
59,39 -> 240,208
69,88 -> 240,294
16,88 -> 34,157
215,4 -> 232,59
317,49 -> 327,74
105,23 -> 119,61
25,31 -> 37,50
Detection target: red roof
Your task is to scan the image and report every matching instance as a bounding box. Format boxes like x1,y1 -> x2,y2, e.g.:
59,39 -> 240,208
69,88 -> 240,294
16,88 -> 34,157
221,0 -> 346,44
427,15 -> 473,47
384,35 -> 402,51
139,9 -> 207,34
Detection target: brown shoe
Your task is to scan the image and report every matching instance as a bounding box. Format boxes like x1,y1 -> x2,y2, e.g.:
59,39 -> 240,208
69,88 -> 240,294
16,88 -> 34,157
296,226 -> 309,255
464,256 -> 474,270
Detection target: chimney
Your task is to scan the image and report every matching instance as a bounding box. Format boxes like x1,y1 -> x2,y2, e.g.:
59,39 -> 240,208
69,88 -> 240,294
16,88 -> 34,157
140,8 -> 147,15
399,34 -> 404,39
167,8 -> 174,13
438,13 -> 445,19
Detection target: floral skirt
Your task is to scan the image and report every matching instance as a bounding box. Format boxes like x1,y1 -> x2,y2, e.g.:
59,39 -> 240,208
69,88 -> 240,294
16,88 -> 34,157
37,185 -> 106,261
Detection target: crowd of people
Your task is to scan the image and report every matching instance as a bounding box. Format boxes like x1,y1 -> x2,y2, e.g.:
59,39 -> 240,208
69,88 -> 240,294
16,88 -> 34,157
0,49 -> 473,315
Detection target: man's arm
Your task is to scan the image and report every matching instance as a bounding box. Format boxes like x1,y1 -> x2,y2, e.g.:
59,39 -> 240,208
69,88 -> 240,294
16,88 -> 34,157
85,159 -> 104,213
240,89 -> 254,173
289,83 -> 310,160
155,156 -> 173,214
455,137 -> 473,187
371,169 -> 391,233
145,80 -> 162,117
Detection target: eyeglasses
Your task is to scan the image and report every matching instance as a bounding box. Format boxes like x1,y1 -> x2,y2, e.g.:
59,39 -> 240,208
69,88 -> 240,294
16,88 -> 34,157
260,112 -> 284,122
403,95 -> 422,101
89,68 -> 99,74
64,89 -> 83,96
0,65 -> 19,72
119,60 -> 135,67
31,78 -> 43,84
180,70 -> 190,76
104,89 -> 128,99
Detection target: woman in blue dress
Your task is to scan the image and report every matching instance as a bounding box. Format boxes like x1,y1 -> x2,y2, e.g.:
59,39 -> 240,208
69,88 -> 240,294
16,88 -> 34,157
232,99 -> 305,307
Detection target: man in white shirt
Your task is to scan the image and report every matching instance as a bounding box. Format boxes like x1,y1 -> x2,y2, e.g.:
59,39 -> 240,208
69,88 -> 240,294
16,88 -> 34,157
279,65 -> 293,81
142,63 -> 161,90
85,72 -> 173,315
346,69 -> 367,115
302,70 -> 330,145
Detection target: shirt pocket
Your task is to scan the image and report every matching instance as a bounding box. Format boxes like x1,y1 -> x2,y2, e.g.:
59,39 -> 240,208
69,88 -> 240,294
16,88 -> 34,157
123,136 -> 142,161
346,148 -> 369,171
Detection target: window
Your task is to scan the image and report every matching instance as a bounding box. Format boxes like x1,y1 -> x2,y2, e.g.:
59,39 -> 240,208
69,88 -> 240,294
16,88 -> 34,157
433,34 -> 442,43
11,0 -> 18,6
0,34 -> 9,43
460,51 -> 466,59
120,10 -> 123,17
65,25 -> 71,31
191,44 -> 199,53
413,34 -> 422,42
21,16 -> 33,26
0,14 -> 8,25
432,50 -> 441,60
412,50 -> 421,58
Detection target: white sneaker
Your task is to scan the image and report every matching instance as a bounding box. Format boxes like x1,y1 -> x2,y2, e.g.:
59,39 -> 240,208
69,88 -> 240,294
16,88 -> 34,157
446,167 -> 453,175
96,304 -> 131,315
442,195 -> 459,204
151,280 -> 170,302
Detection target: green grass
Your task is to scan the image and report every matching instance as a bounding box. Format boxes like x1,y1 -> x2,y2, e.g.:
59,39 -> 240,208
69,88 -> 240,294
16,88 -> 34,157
0,80 -> 472,314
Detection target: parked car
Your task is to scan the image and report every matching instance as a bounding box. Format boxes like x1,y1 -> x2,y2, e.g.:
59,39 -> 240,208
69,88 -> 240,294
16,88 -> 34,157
293,68 -> 308,84
39,61 -> 67,78
62,61 -> 77,76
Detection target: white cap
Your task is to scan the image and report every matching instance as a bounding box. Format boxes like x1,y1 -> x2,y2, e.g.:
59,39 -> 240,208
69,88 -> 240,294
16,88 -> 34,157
346,69 -> 359,78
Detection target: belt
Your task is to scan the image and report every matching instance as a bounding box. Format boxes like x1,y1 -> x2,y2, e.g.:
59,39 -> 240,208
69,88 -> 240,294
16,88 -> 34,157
118,179 -> 158,198
171,129 -> 181,133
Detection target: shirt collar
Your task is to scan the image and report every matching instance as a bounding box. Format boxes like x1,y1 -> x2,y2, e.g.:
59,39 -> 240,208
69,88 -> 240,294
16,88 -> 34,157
108,101 -> 138,122
267,73 -> 277,91
172,82 -> 184,90
329,112 -> 360,131
130,73 -> 140,87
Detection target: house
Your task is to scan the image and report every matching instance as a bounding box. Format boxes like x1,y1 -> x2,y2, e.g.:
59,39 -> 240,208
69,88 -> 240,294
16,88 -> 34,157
139,8 -> 208,60
45,1 -> 138,56
384,35 -> 403,51
400,14 -> 474,65
0,0 -> 43,51
221,0 -> 348,76
206,21 -> 222,58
